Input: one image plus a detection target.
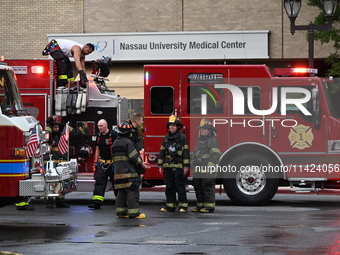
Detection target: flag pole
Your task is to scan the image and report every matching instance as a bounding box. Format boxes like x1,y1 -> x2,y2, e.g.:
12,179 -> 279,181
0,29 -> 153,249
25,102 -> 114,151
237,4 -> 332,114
66,122 -> 70,161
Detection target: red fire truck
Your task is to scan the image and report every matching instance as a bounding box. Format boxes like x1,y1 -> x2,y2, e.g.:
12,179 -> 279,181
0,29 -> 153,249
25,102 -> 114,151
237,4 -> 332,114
0,61 -> 77,207
0,58 -> 128,207
143,64 -> 340,205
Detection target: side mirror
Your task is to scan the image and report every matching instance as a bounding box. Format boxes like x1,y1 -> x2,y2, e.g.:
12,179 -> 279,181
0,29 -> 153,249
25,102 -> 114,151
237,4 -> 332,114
312,87 -> 320,129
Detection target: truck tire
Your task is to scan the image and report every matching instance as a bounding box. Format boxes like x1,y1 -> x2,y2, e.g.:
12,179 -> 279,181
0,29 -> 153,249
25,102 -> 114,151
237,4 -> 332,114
223,152 -> 279,206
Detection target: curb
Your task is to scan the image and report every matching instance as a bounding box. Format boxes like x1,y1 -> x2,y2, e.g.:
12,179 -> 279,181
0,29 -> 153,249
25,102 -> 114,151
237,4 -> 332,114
141,186 -> 340,195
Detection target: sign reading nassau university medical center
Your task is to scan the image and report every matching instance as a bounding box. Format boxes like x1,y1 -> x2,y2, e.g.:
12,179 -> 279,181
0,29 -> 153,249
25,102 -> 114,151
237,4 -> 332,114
48,31 -> 269,61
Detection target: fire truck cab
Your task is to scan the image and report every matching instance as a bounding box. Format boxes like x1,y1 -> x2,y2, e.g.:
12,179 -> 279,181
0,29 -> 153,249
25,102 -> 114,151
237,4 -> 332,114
0,57 -> 128,206
143,64 -> 340,205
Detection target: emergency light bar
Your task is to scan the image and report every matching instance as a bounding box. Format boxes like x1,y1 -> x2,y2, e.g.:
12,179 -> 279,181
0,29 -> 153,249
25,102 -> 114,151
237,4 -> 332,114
274,68 -> 318,77
291,68 -> 318,74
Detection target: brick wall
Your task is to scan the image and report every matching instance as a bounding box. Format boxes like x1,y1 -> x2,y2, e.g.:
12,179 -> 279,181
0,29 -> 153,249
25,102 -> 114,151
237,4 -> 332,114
1,0 -> 84,59
0,0 -> 333,60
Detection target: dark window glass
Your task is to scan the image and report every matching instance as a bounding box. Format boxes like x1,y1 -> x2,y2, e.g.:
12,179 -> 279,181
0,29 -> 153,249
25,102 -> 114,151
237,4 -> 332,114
278,86 -> 314,122
150,87 -> 174,114
188,85 -> 224,114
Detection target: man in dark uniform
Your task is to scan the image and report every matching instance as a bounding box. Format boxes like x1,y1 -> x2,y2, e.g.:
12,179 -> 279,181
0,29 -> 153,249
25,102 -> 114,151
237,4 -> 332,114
158,115 -> 190,213
128,113 -> 144,153
112,121 -> 145,219
191,119 -> 220,213
44,115 -> 70,209
88,119 -> 117,209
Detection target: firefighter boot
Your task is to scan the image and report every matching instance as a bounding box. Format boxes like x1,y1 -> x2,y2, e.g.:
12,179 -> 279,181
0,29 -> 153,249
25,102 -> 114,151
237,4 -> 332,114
57,79 -> 69,88
200,208 -> 215,213
160,206 -> 175,212
88,201 -> 101,209
16,204 -> 35,211
56,197 -> 69,208
191,202 -> 204,212
133,213 -> 146,219
46,198 -> 55,209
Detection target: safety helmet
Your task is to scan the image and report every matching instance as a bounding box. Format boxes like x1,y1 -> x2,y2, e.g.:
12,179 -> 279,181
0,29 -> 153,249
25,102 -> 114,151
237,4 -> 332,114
79,144 -> 93,161
198,119 -> 216,130
166,114 -> 182,129
114,120 -> 133,134
46,115 -> 63,126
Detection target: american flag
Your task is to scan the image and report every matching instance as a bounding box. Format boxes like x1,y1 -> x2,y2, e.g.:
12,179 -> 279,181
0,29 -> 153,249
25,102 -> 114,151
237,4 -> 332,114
26,125 -> 39,158
58,122 -> 69,155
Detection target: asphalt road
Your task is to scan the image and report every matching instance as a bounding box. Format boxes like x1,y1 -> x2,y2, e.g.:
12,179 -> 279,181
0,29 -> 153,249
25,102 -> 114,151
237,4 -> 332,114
1,189 -> 340,255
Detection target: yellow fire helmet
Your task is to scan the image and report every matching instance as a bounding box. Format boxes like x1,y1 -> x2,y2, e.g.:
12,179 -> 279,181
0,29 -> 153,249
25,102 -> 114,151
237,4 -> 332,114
166,114 -> 183,129
198,118 -> 217,131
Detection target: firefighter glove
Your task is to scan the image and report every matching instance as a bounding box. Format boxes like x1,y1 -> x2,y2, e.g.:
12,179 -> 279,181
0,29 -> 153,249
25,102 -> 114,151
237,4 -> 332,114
78,70 -> 88,82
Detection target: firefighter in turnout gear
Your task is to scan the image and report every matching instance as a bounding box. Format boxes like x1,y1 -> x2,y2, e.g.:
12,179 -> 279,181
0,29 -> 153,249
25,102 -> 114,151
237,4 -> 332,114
88,119 -> 118,209
45,115 -> 67,161
158,115 -> 190,213
44,115 -> 70,209
191,119 -> 220,213
112,121 -> 146,219
42,39 -> 94,87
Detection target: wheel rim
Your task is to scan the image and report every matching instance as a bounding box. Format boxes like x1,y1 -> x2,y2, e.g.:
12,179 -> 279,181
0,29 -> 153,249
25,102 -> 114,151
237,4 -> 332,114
236,165 -> 266,195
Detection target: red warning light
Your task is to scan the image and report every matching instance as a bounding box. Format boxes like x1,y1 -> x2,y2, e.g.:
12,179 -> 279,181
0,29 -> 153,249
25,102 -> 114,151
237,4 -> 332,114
31,66 -> 44,74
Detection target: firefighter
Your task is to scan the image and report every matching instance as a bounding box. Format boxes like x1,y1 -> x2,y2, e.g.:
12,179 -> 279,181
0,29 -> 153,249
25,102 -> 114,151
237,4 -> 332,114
128,113 -> 144,153
158,115 -> 190,213
42,39 -> 94,87
112,121 -> 146,219
44,115 -> 70,209
191,119 -> 220,213
88,119 -> 117,209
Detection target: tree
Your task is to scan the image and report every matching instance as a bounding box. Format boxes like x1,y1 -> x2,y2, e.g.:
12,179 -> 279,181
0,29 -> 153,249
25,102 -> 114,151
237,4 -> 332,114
308,0 -> 340,77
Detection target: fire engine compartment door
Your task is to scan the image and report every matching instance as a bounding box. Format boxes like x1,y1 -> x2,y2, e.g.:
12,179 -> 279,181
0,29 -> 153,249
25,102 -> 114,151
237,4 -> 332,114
21,93 -> 48,127
270,81 -> 327,179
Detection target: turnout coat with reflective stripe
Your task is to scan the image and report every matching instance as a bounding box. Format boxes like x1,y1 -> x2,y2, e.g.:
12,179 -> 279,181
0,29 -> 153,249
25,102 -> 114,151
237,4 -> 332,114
158,131 -> 190,169
112,136 -> 142,189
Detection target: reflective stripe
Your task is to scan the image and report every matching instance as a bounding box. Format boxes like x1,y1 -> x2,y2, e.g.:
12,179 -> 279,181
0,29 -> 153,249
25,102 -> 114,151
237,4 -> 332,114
128,150 -> 138,158
58,75 -> 68,79
15,202 -> 29,207
116,207 -> 127,213
204,202 -> 215,208
0,161 -> 30,174
92,195 -> 104,202
183,159 -> 190,165
211,148 -> 220,154
163,163 -> 183,168
207,161 -> 215,167
196,202 -> 204,207
178,203 -> 188,207
114,183 -> 132,189
166,203 -> 176,208
113,156 -> 129,161
68,77 -> 75,81
115,173 -> 138,179
128,208 -> 139,214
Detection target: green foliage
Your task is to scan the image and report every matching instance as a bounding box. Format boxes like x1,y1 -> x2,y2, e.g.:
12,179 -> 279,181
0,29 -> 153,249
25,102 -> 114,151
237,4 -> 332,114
307,0 -> 340,77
